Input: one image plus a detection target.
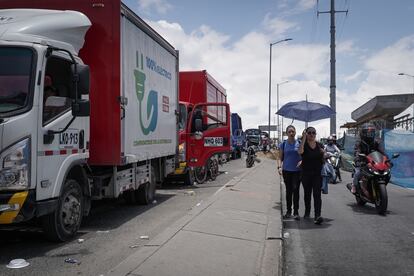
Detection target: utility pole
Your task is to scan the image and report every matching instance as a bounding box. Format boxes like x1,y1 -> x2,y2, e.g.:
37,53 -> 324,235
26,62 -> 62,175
318,0 -> 348,135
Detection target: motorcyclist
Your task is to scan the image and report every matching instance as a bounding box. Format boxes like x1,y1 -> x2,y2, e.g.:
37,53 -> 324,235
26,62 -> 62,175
324,136 -> 341,182
324,136 -> 340,155
351,123 -> 383,193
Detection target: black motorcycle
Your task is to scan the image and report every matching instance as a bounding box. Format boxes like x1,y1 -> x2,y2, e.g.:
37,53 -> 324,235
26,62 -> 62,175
246,146 -> 260,168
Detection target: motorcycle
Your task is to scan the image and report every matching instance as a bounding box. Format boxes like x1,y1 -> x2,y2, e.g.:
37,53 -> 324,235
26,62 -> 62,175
346,151 -> 399,215
326,152 -> 341,183
246,145 -> 261,168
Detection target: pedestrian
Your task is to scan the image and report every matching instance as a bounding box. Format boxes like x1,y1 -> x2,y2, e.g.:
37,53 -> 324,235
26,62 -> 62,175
277,125 -> 301,220
298,126 -> 324,224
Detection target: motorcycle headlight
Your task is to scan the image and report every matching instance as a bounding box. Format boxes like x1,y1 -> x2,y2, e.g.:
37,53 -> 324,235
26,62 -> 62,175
178,142 -> 186,162
0,138 -> 30,190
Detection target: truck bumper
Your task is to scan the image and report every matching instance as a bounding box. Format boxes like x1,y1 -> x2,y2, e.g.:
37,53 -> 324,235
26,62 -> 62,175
0,190 -> 35,224
0,190 -> 58,224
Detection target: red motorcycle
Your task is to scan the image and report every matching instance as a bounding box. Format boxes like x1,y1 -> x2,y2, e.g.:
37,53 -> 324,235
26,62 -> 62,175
347,151 -> 399,215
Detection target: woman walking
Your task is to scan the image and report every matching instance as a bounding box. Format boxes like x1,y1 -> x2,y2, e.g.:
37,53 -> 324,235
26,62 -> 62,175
278,125 -> 301,220
298,126 -> 324,224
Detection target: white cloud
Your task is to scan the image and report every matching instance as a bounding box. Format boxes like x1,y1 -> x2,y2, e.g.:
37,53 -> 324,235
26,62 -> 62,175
278,0 -> 316,15
146,17 -> 414,138
262,15 -> 300,38
343,70 -> 364,83
148,19 -> 332,133
137,0 -> 172,14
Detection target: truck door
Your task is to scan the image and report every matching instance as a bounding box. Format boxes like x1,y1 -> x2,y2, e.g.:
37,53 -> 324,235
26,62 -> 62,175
187,103 -> 230,168
37,54 -> 89,201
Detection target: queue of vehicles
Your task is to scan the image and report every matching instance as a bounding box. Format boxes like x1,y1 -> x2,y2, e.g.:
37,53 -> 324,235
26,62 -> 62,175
0,0 -> 232,241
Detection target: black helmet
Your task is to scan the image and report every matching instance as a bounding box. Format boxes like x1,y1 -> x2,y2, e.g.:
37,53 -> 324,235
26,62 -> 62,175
327,136 -> 334,144
360,123 -> 376,144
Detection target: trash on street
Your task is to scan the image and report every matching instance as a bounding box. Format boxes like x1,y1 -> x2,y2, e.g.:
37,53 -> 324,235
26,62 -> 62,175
64,258 -> 81,265
185,190 -> 195,196
6,259 -> 30,269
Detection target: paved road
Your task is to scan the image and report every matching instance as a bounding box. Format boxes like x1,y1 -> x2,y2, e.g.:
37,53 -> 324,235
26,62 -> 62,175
283,170 -> 414,276
0,158 -> 247,276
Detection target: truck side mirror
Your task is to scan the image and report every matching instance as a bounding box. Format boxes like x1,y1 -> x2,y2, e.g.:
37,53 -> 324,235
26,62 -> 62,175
195,118 -> 203,132
72,99 -> 90,117
71,64 -> 90,95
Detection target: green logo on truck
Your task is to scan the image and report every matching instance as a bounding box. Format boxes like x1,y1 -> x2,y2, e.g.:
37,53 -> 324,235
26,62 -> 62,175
134,52 -> 158,135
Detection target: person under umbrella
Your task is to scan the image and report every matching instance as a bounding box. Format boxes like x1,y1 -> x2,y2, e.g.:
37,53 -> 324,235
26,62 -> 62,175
298,126 -> 324,225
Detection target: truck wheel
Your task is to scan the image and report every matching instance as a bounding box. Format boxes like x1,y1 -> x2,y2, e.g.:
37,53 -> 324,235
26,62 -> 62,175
41,179 -> 83,242
208,159 -> 219,181
137,166 -> 156,205
183,170 -> 195,186
123,190 -> 137,205
194,165 -> 207,184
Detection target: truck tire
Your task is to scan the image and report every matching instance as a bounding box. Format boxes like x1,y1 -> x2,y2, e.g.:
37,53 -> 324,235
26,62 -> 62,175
137,166 -> 156,205
123,190 -> 137,205
41,179 -> 83,242
194,165 -> 207,184
208,159 -> 218,181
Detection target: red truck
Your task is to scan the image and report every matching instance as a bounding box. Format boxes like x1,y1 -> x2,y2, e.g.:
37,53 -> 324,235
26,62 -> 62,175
175,71 -> 230,184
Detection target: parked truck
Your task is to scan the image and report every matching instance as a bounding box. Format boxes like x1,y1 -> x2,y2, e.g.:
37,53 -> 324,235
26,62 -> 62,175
175,71 -> 230,184
0,0 -> 181,241
230,113 -> 244,159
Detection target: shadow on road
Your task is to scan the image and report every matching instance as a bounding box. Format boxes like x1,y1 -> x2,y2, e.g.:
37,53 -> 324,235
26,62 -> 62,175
346,203 -> 395,216
283,217 -> 334,230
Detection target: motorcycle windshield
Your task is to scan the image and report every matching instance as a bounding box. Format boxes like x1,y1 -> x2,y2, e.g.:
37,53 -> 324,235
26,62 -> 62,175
368,151 -> 385,163
0,47 -> 35,117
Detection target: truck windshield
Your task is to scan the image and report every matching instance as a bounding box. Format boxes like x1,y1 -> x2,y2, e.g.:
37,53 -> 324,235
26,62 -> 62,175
0,47 -> 34,115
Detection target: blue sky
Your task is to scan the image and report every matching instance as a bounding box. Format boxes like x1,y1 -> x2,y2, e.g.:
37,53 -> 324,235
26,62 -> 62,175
123,0 -> 414,137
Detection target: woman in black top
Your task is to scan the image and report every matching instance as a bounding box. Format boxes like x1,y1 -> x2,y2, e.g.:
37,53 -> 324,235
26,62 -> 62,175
298,126 -> 324,224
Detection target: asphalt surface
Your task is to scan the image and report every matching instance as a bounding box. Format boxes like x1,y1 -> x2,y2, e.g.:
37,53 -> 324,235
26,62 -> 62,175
0,158 -> 247,276
283,170 -> 414,276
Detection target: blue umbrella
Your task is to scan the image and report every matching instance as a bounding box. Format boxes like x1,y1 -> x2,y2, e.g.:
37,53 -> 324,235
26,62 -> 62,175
276,100 -> 335,122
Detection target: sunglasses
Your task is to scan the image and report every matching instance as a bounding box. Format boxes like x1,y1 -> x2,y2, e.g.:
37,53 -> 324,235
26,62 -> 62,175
307,131 -> 316,135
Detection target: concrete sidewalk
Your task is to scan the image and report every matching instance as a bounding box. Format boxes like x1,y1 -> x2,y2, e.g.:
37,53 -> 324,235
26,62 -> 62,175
108,158 -> 283,276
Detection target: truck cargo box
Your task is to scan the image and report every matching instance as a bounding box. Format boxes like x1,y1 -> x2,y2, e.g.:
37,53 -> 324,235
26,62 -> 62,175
1,0 -> 179,165
180,70 -> 226,123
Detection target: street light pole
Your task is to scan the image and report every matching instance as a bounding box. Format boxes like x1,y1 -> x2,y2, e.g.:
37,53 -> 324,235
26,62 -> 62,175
276,80 -> 289,142
268,38 -> 292,141
398,72 -> 414,131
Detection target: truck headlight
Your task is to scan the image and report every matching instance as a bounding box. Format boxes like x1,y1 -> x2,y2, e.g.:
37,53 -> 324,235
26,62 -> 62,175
178,142 -> 186,162
0,138 -> 30,190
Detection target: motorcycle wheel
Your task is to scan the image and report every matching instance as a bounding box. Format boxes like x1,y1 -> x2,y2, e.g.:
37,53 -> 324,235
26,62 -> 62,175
246,156 -> 254,168
375,184 -> 388,215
